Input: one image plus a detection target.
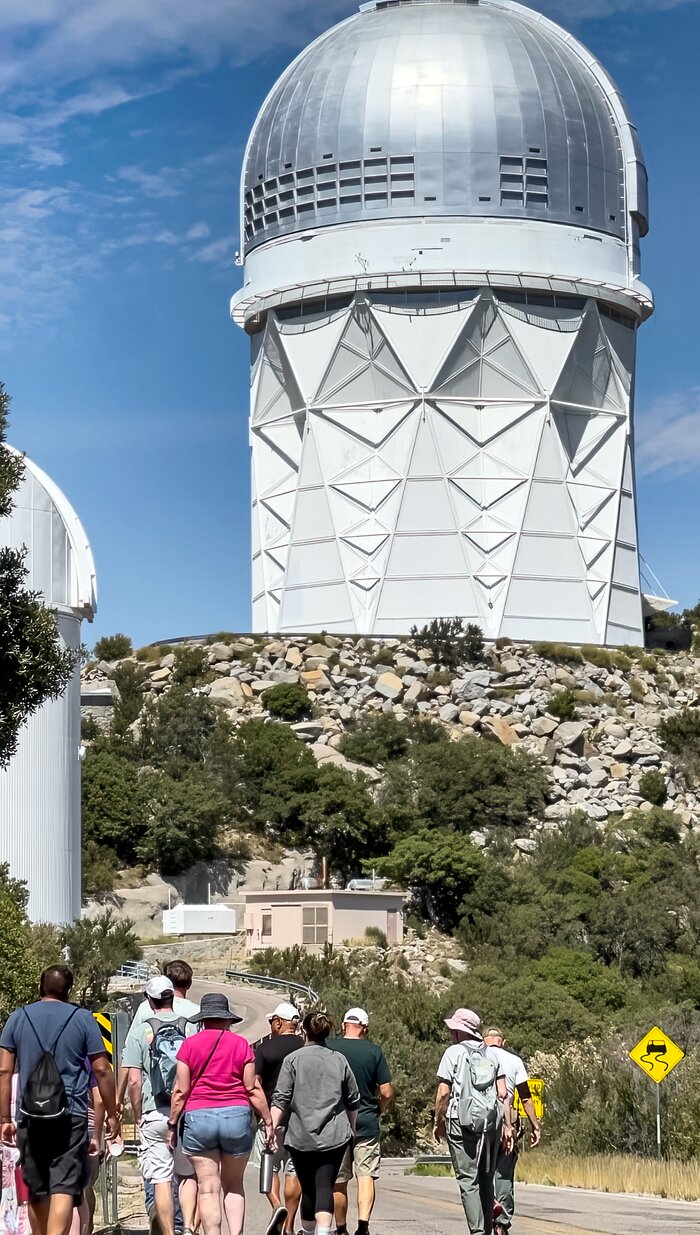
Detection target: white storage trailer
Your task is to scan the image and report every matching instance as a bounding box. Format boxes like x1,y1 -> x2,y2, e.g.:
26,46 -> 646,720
162,904 -> 237,935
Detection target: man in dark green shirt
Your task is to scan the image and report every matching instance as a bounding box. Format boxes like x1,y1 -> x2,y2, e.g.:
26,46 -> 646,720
329,1008 -> 393,1235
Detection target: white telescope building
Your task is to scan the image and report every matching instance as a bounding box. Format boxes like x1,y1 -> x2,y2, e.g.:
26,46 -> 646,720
232,0 -> 652,645
0,451 -> 96,924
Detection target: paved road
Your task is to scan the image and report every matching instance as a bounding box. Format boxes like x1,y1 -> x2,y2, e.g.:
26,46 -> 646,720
189,979 -> 273,1042
239,1167 -> 700,1235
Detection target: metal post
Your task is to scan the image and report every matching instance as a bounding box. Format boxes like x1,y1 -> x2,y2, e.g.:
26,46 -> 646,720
656,1084 -> 662,1158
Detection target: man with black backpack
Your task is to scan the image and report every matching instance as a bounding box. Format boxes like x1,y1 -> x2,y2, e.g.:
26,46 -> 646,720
122,976 -> 196,1235
433,1009 -> 512,1235
0,966 -> 119,1235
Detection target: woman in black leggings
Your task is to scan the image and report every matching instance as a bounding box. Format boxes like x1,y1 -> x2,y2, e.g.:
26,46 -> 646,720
271,1012 -> 360,1235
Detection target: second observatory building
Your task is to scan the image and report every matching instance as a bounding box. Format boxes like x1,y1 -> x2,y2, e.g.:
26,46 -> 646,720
232,0 -> 653,645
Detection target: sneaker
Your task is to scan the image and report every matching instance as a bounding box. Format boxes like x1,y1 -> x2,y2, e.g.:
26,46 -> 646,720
265,1207 -> 288,1235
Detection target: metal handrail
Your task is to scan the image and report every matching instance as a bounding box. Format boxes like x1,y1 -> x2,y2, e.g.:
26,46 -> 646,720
225,968 -> 319,1004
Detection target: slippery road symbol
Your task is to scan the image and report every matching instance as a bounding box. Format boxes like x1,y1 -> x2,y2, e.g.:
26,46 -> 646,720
629,1026 -> 684,1084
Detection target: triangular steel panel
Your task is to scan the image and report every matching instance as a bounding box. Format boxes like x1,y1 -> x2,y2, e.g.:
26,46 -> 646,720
501,309 -> 580,393
450,476 -> 527,510
278,311 -> 349,403
372,303 -> 474,391
534,419 -> 565,480
341,531 -> 390,557
320,401 -> 417,446
408,417 -> 441,477
334,454 -> 402,485
463,530 -> 515,555
567,483 -> 617,530
331,478 -> 401,513
552,309 -> 625,412
252,318 -> 304,424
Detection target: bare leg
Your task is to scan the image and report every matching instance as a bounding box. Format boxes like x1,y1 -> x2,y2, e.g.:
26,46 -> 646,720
284,1173 -> 302,1232
357,1177 -> 376,1223
28,1198 -> 50,1235
153,1182 -> 175,1235
267,1172 -> 281,1210
46,1195 -> 77,1235
333,1182 -> 349,1230
178,1177 -> 198,1231
190,1154 -> 222,1235
219,1155 -> 248,1235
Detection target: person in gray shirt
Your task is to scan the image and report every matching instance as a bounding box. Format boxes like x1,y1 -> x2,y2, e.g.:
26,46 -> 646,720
271,1012 -> 359,1235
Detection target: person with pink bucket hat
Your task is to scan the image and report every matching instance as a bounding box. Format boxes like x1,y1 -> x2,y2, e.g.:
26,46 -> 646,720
433,1010 -> 512,1235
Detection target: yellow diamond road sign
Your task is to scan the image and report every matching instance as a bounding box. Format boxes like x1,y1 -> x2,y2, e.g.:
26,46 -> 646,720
629,1026 -> 684,1084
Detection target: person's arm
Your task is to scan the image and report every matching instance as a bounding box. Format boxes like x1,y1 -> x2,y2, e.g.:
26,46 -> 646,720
496,1076 -> 514,1149
0,1046 -> 16,1146
243,1060 -> 273,1138
89,1054 -> 119,1140
433,1081 -> 451,1144
91,1083 -> 105,1153
127,1069 -> 143,1125
515,1083 -> 541,1147
375,1050 -> 394,1114
166,1061 -> 191,1150
270,1056 -> 294,1136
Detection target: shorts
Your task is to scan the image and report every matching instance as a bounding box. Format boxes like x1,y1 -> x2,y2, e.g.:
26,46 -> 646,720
335,1137 -> 381,1185
181,1107 -> 254,1158
139,1112 -> 195,1184
18,1115 -> 89,1200
251,1124 -> 296,1176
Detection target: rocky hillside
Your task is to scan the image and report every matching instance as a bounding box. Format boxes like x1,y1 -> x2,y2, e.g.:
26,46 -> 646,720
83,633 -> 700,832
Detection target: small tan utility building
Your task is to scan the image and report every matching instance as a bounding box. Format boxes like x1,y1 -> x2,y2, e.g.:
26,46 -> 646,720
244,889 -> 404,954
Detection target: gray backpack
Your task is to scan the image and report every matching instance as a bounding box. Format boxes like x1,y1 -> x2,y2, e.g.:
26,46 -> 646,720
456,1045 -> 502,1135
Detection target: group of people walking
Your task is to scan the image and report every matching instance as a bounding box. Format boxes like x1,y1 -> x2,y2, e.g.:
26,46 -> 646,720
0,962 -> 539,1235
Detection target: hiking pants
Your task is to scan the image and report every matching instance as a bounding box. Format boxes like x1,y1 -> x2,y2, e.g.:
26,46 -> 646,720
446,1121 -> 499,1235
493,1143 -> 518,1230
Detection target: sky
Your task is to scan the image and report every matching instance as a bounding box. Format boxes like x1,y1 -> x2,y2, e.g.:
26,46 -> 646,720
1,0 -> 699,647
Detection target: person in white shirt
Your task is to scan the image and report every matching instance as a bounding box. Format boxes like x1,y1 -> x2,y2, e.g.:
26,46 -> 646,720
483,1027 -> 541,1233
433,1009 -> 512,1235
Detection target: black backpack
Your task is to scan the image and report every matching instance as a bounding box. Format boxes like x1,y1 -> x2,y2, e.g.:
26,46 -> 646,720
19,1006 -> 80,1122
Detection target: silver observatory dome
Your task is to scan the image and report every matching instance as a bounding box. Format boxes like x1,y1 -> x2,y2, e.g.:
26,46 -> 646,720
242,0 -> 648,255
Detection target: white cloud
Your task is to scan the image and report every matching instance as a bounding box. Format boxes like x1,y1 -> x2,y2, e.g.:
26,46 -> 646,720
189,237 -> 232,264
636,388 -> 700,477
115,164 -> 183,198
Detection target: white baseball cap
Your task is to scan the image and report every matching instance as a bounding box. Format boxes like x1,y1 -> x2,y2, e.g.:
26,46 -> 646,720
145,976 -> 175,999
267,1001 -> 301,1023
343,1007 -> 369,1026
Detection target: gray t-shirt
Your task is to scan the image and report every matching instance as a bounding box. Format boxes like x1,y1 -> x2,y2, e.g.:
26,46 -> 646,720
272,1043 -> 360,1152
122,1011 -> 194,1115
0,1001 -> 106,1119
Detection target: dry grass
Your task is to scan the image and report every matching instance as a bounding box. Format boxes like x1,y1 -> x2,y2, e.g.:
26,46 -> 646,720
517,1151 -> 700,1202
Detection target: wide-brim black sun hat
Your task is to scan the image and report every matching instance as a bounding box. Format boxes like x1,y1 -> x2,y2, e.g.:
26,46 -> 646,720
189,992 -> 243,1024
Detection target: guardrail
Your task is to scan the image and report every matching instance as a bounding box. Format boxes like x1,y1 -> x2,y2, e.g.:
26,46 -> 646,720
225,968 -> 319,1004
114,961 -> 150,981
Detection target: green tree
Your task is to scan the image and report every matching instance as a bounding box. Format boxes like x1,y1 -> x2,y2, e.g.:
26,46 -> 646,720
658,708 -> 700,779
0,864 -> 41,1021
212,719 -> 319,837
374,829 -> 486,931
94,634 -> 133,661
379,737 -> 546,836
300,764 -> 382,876
62,910 -> 141,1006
139,686 -> 220,776
547,690 -> 578,722
261,682 -> 311,721
638,769 -> 668,807
138,769 -> 227,874
410,617 -> 484,669
0,385 -> 74,767
339,712 -> 411,766
82,747 -> 146,863
112,661 -> 147,731
82,841 -> 117,897
172,645 -> 212,687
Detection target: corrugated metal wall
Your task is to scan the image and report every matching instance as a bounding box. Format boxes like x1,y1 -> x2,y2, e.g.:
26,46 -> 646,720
0,613 -> 83,924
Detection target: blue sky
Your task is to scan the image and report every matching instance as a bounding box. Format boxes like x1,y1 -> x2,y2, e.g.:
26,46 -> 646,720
1,0 -> 699,647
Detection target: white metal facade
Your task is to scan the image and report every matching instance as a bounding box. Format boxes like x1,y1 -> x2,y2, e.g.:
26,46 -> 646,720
0,451 -> 96,924
234,0 -> 653,643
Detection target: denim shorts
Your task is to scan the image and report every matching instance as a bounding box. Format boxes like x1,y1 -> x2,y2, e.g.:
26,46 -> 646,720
181,1106 -> 254,1157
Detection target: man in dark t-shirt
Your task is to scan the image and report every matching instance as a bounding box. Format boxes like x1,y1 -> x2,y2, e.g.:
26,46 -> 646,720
254,1002 -> 303,1235
329,1008 -> 393,1235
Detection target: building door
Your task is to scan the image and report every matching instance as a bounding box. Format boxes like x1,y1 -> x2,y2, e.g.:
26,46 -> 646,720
387,910 -> 400,945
